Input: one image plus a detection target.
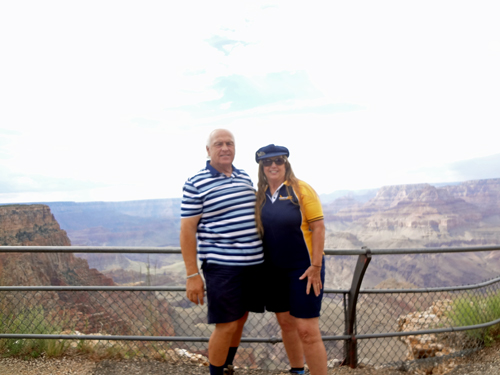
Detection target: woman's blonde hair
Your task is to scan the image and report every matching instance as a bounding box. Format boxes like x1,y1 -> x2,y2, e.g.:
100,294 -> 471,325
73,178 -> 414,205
255,156 -> 303,237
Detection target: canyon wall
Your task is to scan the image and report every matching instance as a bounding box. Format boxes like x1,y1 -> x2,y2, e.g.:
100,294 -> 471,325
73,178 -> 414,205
323,178 -> 500,288
0,204 -> 175,337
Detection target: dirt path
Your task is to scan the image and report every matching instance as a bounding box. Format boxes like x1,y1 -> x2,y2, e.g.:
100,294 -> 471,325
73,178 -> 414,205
1,341 -> 499,375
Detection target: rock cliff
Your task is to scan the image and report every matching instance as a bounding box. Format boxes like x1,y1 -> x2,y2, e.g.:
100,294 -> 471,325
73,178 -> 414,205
0,204 -> 175,337
0,204 -> 71,247
0,204 -> 114,286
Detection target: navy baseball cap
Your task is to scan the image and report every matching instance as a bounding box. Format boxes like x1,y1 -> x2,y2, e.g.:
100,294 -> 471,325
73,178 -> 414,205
255,144 -> 290,163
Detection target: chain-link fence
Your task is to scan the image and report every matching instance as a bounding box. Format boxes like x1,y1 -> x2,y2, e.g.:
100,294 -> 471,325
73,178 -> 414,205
1,245 -> 500,371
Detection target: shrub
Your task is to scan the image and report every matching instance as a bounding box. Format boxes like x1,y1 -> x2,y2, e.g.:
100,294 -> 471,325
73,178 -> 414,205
447,292 -> 500,346
0,307 -> 71,358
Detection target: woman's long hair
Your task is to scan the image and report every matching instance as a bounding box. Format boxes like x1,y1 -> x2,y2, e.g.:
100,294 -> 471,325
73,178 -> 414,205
255,156 -> 303,238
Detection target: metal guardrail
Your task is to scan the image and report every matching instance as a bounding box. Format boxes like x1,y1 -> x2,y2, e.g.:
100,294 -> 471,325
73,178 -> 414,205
1,245 -> 500,370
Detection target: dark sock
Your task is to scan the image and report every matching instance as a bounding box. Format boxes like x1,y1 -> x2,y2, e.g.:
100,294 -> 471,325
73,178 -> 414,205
209,363 -> 225,375
290,367 -> 305,374
225,346 -> 238,367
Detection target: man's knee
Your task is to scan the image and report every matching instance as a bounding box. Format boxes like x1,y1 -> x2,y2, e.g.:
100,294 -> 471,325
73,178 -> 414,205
237,312 -> 249,325
277,313 -> 297,333
215,318 -> 244,336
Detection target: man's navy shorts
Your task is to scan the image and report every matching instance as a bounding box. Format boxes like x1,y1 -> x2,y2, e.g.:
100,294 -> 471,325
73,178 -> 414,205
202,261 -> 265,324
265,258 -> 325,319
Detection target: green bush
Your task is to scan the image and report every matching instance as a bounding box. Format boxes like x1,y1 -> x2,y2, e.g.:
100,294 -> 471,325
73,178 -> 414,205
447,292 -> 500,345
0,307 -> 71,358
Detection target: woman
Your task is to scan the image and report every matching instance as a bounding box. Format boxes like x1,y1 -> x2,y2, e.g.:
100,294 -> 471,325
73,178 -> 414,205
254,144 -> 327,375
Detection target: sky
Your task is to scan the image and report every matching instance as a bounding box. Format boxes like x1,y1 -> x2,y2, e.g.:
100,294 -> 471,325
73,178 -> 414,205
1,0 -> 499,204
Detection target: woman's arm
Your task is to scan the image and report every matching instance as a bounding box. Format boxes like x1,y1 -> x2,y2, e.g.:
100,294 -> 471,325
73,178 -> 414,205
299,219 -> 325,296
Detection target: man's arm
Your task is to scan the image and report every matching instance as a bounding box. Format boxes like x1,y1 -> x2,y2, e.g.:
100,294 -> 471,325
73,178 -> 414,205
180,215 -> 205,305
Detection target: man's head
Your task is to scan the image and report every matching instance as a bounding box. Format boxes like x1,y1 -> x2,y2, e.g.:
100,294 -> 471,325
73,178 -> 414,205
206,129 -> 235,173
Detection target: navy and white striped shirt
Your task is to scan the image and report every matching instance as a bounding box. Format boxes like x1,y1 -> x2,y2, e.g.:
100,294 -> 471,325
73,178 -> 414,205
181,161 -> 264,266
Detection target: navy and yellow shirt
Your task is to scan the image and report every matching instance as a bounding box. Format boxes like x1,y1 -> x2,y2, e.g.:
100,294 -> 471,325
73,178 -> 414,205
261,180 -> 324,269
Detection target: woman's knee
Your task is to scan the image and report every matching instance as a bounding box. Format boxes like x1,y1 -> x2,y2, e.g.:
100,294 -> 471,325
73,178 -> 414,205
296,319 -> 322,345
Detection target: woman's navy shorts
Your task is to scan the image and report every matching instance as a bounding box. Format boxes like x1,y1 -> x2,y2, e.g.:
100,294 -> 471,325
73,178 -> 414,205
265,258 -> 325,319
202,261 -> 265,324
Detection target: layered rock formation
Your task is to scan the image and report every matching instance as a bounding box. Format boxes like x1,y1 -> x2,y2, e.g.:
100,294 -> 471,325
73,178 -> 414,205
0,204 -> 113,286
323,178 -> 500,287
0,204 -> 71,247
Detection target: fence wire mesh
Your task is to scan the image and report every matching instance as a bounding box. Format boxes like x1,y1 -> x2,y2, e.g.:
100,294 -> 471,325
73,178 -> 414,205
355,278 -> 500,369
1,247 -> 500,371
2,279 -> 499,370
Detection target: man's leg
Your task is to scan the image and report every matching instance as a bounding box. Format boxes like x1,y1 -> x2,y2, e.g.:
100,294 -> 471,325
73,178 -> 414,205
209,313 -> 249,372
226,311 -> 248,364
296,317 -> 327,375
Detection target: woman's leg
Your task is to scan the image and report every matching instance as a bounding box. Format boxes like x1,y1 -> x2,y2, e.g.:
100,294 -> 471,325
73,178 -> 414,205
296,317 -> 327,375
276,311 -> 304,368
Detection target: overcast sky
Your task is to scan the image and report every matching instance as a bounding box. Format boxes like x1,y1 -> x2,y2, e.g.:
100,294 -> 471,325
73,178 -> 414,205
1,1 -> 499,204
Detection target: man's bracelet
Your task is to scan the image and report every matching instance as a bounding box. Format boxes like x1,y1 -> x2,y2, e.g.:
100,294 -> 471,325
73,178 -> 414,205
312,265 -> 322,268
186,272 -> 200,279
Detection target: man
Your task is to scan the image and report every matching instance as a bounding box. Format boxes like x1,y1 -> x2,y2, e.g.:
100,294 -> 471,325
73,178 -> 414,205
180,129 -> 264,375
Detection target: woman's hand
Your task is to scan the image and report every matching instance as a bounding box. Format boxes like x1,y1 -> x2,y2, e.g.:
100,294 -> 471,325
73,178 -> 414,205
299,265 -> 322,297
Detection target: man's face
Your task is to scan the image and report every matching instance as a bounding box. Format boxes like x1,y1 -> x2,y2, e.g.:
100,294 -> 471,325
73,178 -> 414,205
206,130 -> 235,171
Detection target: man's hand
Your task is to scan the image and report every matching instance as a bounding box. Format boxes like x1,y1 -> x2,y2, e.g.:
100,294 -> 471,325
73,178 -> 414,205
180,215 -> 203,305
186,274 -> 205,305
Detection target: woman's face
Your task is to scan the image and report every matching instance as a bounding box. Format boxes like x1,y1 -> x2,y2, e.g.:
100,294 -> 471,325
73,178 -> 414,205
262,156 -> 286,185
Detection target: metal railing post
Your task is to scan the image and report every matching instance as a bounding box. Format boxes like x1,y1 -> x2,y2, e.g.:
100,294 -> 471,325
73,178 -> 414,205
343,246 -> 372,368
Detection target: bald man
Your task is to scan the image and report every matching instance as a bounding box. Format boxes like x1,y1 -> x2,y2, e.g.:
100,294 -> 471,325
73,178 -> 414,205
180,129 -> 264,375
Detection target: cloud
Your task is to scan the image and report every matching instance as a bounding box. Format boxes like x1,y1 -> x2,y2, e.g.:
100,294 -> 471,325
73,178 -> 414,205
205,35 -> 249,56
174,71 -> 328,117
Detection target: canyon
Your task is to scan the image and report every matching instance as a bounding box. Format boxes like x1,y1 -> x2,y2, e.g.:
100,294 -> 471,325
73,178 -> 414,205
1,178 -> 499,368
35,177 -> 500,289
2,178 -> 499,289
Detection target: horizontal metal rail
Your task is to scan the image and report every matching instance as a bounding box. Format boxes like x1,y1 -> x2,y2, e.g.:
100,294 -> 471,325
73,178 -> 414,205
1,244 -> 500,254
0,333 -> 352,343
361,275 -> 500,294
3,314 -> 500,343
0,286 -> 187,292
0,285 -> 348,293
2,275 -> 498,294
359,245 -> 500,255
0,246 -> 182,254
354,315 -> 500,340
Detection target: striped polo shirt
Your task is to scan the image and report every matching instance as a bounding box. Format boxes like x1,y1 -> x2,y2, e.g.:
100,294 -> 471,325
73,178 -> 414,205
181,161 -> 264,266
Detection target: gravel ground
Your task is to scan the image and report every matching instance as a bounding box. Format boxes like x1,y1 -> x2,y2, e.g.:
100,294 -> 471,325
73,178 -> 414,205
0,341 -> 499,375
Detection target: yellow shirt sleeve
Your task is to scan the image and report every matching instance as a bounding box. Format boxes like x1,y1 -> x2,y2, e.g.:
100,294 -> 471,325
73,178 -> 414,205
298,180 -> 324,223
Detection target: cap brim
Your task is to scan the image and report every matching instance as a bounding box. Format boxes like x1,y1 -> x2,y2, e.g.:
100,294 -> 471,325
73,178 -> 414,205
256,152 -> 288,162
